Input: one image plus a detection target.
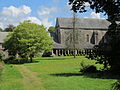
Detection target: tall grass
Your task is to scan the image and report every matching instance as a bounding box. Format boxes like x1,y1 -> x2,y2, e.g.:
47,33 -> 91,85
0,65 -> 25,90
0,56 -> 118,90
0,61 -> 4,78
25,56 -> 116,90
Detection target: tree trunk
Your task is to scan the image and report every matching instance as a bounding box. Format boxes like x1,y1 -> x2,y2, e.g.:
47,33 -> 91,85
30,56 -> 33,63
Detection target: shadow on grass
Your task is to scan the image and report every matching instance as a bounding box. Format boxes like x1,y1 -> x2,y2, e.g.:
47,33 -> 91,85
50,73 -> 83,77
34,57 -> 72,61
50,71 -> 120,79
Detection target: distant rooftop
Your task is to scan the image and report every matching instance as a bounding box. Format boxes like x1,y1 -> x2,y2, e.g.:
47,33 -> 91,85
0,32 -> 9,43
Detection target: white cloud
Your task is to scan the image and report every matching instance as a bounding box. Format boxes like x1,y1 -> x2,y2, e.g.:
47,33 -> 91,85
27,17 -> 41,25
38,6 -> 58,28
90,12 -> 100,18
0,5 -> 41,29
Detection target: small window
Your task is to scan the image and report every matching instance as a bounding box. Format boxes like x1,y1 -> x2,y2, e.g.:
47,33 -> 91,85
87,34 -> 89,42
95,33 -> 98,44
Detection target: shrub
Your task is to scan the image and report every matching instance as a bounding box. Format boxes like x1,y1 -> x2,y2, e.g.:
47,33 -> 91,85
42,51 -> 52,57
80,61 -> 97,73
3,56 -> 29,64
0,52 -> 5,61
111,80 -> 120,90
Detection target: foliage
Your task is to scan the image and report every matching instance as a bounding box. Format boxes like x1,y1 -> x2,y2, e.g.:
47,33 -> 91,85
0,28 -> 3,32
94,24 -> 120,73
80,60 -> 97,73
3,20 -> 52,63
3,56 -> 28,64
4,24 -> 15,32
69,0 -> 120,72
0,53 -> 3,60
0,52 -> 5,61
42,51 -> 52,57
48,26 -> 56,33
69,0 -> 120,21
111,80 -> 120,90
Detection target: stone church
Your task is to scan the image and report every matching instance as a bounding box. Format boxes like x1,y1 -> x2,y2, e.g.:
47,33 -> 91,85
52,17 -> 111,56
0,18 -> 118,56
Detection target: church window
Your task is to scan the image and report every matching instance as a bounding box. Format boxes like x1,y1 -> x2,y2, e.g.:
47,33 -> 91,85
87,34 -> 89,42
95,32 -> 98,44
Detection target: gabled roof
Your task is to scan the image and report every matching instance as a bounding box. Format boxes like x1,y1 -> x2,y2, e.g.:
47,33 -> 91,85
56,18 -> 111,30
53,42 -> 67,49
0,32 -> 9,43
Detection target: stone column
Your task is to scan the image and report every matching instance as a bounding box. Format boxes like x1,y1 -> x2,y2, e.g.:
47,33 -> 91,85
56,49 -> 58,56
61,49 -> 63,56
68,50 -> 70,56
58,49 -> 60,56
64,49 -> 66,56
52,50 -> 54,56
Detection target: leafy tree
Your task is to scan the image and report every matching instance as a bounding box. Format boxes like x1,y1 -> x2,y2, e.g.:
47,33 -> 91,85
4,24 -> 15,32
3,20 -> 52,62
0,28 -> 3,32
48,26 -> 56,33
69,0 -> 120,21
69,0 -> 120,72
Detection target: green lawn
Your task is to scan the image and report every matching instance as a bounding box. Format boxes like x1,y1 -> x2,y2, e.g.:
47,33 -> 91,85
0,56 -> 117,90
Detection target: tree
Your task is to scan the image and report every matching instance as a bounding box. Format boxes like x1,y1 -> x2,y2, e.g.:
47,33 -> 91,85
0,28 -> 3,32
69,0 -> 120,21
3,20 -> 52,62
4,24 -> 15,32
48,26 -> 56,33
69,0 -> 120,72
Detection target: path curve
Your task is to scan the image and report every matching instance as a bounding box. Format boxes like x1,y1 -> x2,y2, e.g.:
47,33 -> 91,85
15,65 -> 45,90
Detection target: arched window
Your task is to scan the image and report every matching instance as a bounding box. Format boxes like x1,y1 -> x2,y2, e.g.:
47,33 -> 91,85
86,34 -> 89,42
95,32 -> 98,44
92,31 -> 98,44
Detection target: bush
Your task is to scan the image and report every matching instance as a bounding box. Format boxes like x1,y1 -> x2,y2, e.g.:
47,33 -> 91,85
111,80 -> 120,90
85,54 -> 98,60
80,61 -> 97,73
3,56 -> 29,64
42,51 -> 52,57
0,52 -> 5,61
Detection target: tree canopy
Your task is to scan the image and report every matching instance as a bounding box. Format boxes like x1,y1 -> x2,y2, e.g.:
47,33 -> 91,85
3,21 -> 52,62
0,28 -> 3,32
69,0 -> 120,73
48,26 -> 56,33
69,0 -> 120,21
4,24 -> 15,32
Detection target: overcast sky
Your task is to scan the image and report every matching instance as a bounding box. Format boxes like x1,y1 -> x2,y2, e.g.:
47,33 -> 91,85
0,0 -> 107,29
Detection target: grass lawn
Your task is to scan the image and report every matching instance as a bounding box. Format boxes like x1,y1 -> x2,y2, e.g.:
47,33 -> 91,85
0,56 -> 117,90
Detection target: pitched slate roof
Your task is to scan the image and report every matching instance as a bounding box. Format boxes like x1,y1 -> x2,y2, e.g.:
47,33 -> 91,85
56,18 -> 111,30
0,32 -> 9,43
53,42 -> 94,49
53,42 -> 67,49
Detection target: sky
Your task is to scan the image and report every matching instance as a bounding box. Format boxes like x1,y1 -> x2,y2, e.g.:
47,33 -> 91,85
0,0 -> 107,29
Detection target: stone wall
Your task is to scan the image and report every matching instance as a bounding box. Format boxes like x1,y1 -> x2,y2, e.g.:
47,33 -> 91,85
57,28 -> 107,49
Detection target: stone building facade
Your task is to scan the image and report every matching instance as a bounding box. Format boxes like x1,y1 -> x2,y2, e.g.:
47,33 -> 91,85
0,32 -> 8,58
52,18 -> 111,56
